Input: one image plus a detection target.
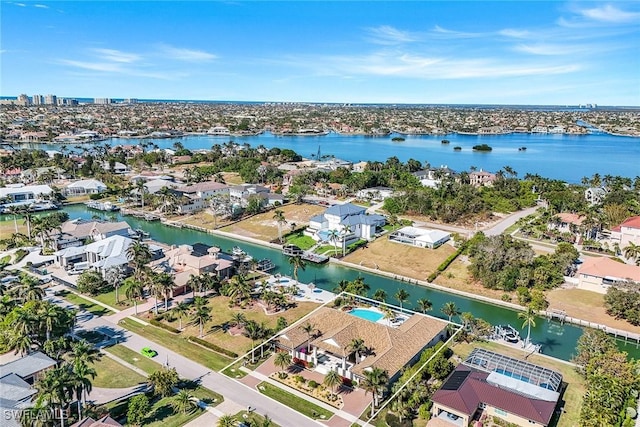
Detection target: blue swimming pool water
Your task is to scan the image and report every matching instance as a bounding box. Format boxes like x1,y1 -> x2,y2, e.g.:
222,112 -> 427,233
495,368 -> 530,383
349,308 -> 384,322
318,230 -> 331,241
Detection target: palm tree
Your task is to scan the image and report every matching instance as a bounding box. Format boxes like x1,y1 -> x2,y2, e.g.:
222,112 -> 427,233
288,255 -> 306,283
441,302 -> 461,322
362,367 -> 389,418
624,242 -> 640,265
171,390 -> 197,414
244,320 -> 265,363
72,362 -> 96,418
173,302 -> 190,331
70,340 -> 101,367
21,206 -> 35,240
191,305 -> 212,337
341,224 -> 352,256
301,322 -> 315,353
104,265 -> 126,304
394,289 -> 410,311
333,279 -> 350,294
518,306 -> 537,346
372,289 -> 387,302
327,229 -> 340,256
35,366 -> 74,427
416,298 -> 433,314
135,179 -> 148,208
152,272 -> 175,313
124,277 -> 145,316
324,369 -> 342,395
7,205 -> 21,233
274,351 -> 292,374
226,274 -> 252,306
273,209 -> 286,243
126,241 -> 152,281
217,414 -> 237,427
348,338 -> 366,364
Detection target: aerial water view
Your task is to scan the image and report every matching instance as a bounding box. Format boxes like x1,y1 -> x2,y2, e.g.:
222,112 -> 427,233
2,2 -> 640,427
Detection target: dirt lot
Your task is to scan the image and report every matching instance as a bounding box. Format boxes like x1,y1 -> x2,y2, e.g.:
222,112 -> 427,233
343,237 -> 456,280
547,288 -> 640,334
221,203 -> 325,242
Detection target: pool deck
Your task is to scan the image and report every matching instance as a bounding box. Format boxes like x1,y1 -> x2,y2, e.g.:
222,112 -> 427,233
258,274 -> 336,304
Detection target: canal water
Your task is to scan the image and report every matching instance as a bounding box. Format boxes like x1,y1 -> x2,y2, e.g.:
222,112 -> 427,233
48,204 -> 640,362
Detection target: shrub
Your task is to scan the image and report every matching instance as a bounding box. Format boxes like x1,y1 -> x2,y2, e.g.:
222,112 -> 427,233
14,249 -> 29,263
188,336 -> 239,358
89,193 -> 104,200
418,402 -> 432,420
501,293 -> 511,302
427,272 -> 439,283
149,318 -> 180,334
385,412 -> 412,427
308,380 -> 318,388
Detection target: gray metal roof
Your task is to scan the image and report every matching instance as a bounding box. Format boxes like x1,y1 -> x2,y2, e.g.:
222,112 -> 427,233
0,351 -> 56,379
324,203 -> 366,217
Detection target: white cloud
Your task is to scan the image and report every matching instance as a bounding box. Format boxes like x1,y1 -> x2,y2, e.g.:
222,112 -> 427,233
499,29 -> 531,39
34,4 -> 49,8
579,4 -> 640,23
431,25 -> 485,38
92,48 -> 140,63
366,25 -> 420,45
158,45 -> 217,62
59,60 -> 125,73
513,43 -> 580,56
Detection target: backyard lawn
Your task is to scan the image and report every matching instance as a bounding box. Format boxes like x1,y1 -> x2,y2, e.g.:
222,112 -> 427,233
155,295 -> 319,356
284,230 -> 316,250
91,355 -> 147,388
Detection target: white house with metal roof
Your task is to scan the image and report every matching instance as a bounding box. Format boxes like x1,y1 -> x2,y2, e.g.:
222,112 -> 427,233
389,226 -> 451,249
306,202 -> 386,244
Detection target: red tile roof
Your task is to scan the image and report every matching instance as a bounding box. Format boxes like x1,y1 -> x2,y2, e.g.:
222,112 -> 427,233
620,216 -> 640,230
432,366 -> 557,426
578,256 -> 640,282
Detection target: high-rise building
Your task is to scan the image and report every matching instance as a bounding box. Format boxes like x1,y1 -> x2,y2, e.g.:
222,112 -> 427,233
124,98 -> 138,104
94,98 -> 112,105
32,95 -> 44,105
16,94 -> 30,106
44,94 -> 57,105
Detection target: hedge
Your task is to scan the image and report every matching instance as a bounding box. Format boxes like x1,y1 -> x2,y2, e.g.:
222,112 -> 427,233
149,318 -> 181,334
436,241 -> 469,272
188,336 -> 239,358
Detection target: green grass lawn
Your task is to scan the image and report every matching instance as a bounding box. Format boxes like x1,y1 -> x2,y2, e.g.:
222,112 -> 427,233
58,290 -> 115,316
221,361 -> 249,379
284,232 -> 316,250
92,288 -> 134,310
314,245 -> 340,256
141,395 -> 204,427
118,317 -> 233,371
91,355 -> 147,388
104,344 -> 160,375
257,382 -> 333,420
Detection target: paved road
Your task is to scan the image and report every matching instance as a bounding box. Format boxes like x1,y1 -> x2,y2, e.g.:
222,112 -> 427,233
47,287 -> 322,427
484,206 -> 539,236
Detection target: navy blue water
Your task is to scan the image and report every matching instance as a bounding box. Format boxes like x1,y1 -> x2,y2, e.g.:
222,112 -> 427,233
20,132 -> 640,183
26,204 -> 636,361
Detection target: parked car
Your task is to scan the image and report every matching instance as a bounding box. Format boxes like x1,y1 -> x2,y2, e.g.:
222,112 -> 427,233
141,347 -> 157,358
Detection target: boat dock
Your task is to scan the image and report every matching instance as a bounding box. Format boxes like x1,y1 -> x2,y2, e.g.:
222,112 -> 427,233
120,208 -> 160,221
85,200 -> 120,212
301,251 -> 328,264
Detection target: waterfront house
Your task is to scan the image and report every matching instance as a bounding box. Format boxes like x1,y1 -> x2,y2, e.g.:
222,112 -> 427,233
55,219 -> 132,250
0,184 -> 53,204
576,256 -> 640,293
274,306 -> 448,383
585,187 -> 608,205
174,181 -> 230,213
229,184 -> 270,207
101,161 -> 129,174
305,202 -> 386,245
389,226 -> 451,249
356,186 -> 394,201
430,348 -> 562,427
64,179 -> 108,196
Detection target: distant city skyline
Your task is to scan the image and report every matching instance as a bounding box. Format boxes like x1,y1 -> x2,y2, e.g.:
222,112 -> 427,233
2,1 -> 639,106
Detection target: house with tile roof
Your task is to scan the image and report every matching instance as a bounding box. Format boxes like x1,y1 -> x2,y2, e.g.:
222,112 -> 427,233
305,202 -> 386,246
275,306 -> 448,382
610,215 -> 640,248
70,415 -> 122,427
576,256 -> 640,293
430,348 -> 562,427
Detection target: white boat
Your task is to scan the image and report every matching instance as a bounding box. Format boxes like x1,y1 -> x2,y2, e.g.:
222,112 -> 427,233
85,201 -> 120,212
207,126 -> 231,136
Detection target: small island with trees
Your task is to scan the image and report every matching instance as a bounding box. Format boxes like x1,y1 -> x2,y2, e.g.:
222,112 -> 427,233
441,139 -> 450,144
391,136 -> 405,142
472,144 -> 493,152
453,146 -> 462,151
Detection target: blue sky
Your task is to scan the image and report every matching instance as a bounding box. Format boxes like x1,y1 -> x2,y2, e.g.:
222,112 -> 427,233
2,1 -> 639,105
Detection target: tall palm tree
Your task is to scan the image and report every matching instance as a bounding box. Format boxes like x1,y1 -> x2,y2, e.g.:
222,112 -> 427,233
518,306 -> 537,346
416,298 -> 433,314
35,367 -> 74,427
135,179 -> 148,208
72,362 -> 96,418
40,303 -> 62,341
362,367 -> 389,418
372,289 -> 387,302
324,369 -> 342,395
273,209 -> 286,243
173,302 -> 190,330
126,241 -> 152,281
21,206 -> 35,240
441,302 -> 461,322
243,320 -> 265,363
394,289 -> 410,311
124,277 -> 145,316
191,305 -> 212,337
301,322 -> 315,353
327,229 -> 340,256
104,265 -> 126,304
226,274 -> 252,306
152,272 -> 175,313
333,279 -> 350,294
341,224 -> 352,256
288,255 -> 306,283
70,340 -> 101,367
171,390 -> 197,414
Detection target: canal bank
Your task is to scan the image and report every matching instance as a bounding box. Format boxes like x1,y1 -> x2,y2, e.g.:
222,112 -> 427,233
23,204 -> 640,361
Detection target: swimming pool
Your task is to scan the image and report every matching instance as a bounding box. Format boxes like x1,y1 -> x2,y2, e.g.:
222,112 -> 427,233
349,308 -> 384,322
